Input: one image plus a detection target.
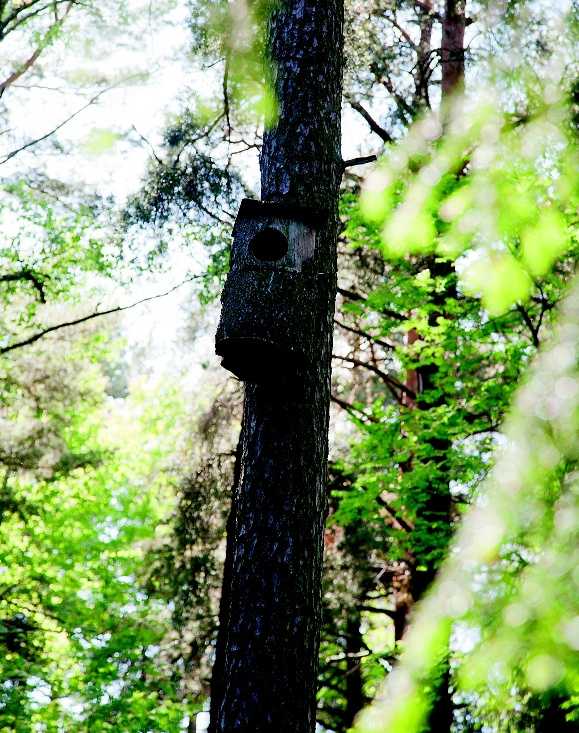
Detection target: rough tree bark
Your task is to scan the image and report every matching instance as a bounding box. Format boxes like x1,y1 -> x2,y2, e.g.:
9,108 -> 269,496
209,3 -> 344,732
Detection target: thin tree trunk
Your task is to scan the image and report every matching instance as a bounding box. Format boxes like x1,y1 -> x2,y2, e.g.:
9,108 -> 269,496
393,4 -> 467,730
421,4 -> 467,730
441,0 -> 466,99
413,0 -> 435,112
344,611 -> 366,730
209,3 -> 344,732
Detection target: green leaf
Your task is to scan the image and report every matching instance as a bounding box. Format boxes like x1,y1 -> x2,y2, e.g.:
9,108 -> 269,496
521,209 -> 570,277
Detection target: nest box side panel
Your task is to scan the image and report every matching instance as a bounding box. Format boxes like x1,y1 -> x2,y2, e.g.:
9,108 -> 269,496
287,220 -> 316,272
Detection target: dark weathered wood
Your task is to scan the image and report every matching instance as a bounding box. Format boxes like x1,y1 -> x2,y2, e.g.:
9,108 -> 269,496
209,3 -> 344,732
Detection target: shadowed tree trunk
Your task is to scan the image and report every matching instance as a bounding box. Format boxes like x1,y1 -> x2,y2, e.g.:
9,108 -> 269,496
209,3 -> 344,732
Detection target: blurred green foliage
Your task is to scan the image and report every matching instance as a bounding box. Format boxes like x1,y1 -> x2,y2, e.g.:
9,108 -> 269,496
361,87 -> 578,316
0,331 -> 196,730
188,0 -> 279,125
355,276 -> 579,733
349,5 -> 578,731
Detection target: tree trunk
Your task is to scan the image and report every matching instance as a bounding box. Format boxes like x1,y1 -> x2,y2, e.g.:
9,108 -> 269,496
421,5 -> 466,730
344,611 -> 366,730
441,0 -> 466,98
394,4 -> 467,730
209,3 -> 344,732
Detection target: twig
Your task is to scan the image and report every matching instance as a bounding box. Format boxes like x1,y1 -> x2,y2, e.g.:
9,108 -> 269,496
331,394 -> 378,424
223,52 -> 232,141
131,125 -> 162,164
349,101 -> 393,143
342,154 -> 378,169
0,276 -> 198,355
359,605 -> 397,619
337,287 -> 406,322
382,12 -> 418,49
0,77 -> 141,165
1,269 -> 47,302
334,318 -> 395,350
332,353 -> 416,403
376,495 -> 415,532
516,304 -> 540,348
414,0 -> 443,22
0,1 -> 74,97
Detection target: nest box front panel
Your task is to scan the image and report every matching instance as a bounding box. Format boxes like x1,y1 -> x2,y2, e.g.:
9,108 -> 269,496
216,199 -> 326,383
232,217 -> 316,274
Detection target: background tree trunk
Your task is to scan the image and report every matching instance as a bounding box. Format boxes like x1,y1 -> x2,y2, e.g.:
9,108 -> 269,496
209,3 -> 344,732
421,4 -> 467,730
441,0 -> 466,99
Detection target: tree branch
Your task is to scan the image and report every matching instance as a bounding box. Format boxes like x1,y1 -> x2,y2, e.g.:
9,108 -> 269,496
382,12 -> 418,49
342,154 -> 378,169
358,605 -> 397,619
223,52 -> 232,141
0,276 -> 198,355
331,394 -> 379,424
0,0 -> 73,36
349,101 -> 393,143
0,1 -> 74,97
334,318 -> 395,350
0,78 -> 140,165
332,353 -> 416,403
414,0 -> 443,21
337,287 -> 406,322
378,71 -> 417,124
1,269 -> 47,302
337,285 -> 365,302
516,304 -> 540,348
376,495 -> 415,532
131,124 -> 162,164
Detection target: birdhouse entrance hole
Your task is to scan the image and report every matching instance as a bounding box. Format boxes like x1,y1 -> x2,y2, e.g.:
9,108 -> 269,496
249,227 -> 288,262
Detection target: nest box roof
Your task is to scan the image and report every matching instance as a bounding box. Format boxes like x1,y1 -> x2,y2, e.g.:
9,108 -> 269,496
234,198 -> 327,233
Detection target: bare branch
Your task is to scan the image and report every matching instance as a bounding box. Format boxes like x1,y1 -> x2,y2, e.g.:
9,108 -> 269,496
331,394 -> 379,424
337,285 -> 365,302
223,52 -> 232,141
131,124 -> 162,164
349,101 -> 393,143
0,77 -> 141,165
337,287 -> 406,322
334,318 -> 395,350
0,0 -> 73,36
516,304 -> 540,348
0,276 -> 198,355
414,0 -> 443,22
342,154 -> 377,169
376,495 -> 415,532
382,12 -> 418,49
359,605 -> 397,619
332,353 -> 416,403
378,71 -> 417,124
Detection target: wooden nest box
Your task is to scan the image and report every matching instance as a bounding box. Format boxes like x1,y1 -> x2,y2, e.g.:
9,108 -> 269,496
215,199 -> 327,383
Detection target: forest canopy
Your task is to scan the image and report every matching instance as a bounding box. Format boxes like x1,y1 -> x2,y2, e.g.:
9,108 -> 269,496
0,1 -> 577,732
